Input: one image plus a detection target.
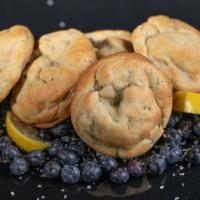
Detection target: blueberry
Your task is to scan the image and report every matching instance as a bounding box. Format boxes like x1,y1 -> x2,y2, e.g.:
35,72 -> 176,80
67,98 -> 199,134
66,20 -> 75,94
148,154 -> 166,176
160,143 -> 182,164
38,128 -> 53,141
57,149 -> 79,165
193,115 -> 200,123
127,160 -> 143,177
60,133 -> 86,156
188,145 -> 200,164
49,123 -> 67,137
69,135 -> 80,142
100,156 -> 117,172
167,112 -> 182,128
48,139 -> 64,157
0,136 -> 11,151
2,145 -> 21,162
9,158 -> 29,176
81,161 -> 102,182
178,120 -> 193,139
61,165 -> 80,184
44,160 -> 61,179
85,147 -> 102,161
109,167 -> 130,184
68,141 -> 86,156
27,150 -> 45,166
61,136 -> 70,143
163,128 -> 183,144
193,122 -> 200,136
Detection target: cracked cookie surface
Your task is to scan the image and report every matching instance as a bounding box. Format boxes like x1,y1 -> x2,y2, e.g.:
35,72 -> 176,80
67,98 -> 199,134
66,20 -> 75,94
11,28 -> 96,128
132,15 -> 200,92
71,52 -> 172,158
0,25 -> 34,102
86,30 -> 133,58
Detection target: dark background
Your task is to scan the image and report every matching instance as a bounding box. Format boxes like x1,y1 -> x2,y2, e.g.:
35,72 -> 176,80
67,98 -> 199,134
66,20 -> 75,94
0,0 -> 200,200
0,0 -> 199,37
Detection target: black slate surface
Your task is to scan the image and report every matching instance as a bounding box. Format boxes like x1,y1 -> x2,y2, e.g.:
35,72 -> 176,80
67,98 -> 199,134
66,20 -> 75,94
0,0 -> 200,199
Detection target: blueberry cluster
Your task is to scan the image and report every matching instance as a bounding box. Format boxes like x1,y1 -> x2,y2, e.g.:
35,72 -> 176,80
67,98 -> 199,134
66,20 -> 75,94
0,111 -> 200,185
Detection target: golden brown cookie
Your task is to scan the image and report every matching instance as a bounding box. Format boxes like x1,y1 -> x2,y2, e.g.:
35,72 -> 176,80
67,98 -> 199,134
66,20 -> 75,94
0,25 -> 34,102
11,28 -> 97,128
132,15 -> 200,92
71,52 -> 172,158
86,30 -> 133,58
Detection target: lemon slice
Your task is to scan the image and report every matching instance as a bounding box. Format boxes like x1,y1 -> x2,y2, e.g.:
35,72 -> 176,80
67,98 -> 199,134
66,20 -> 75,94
6,111 -> 50,152
173,91 -> 200,114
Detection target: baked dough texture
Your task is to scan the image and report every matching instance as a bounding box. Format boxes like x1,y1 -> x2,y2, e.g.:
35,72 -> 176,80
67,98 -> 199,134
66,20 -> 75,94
71,52 -> 172,158
86,30 -> 133,58
132,15 -> 200,92
11,28 -> 96,128
0,25 -> 34,102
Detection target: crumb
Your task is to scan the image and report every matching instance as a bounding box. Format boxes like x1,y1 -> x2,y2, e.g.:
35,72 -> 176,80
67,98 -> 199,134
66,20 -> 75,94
172,173 -> 176,177
60,188 -> 65,192
86,185 -> 92,190
37,184 -> 43,188
179,172 -> 185,176
160,185 -> 164,190
64,195 -> 68,199
179,165 -> 184,170
58,21 -> 66,28
10,191 -> 15,197
181,182 -> 185,187
46,0 -> 54,6
174,197 -> 180,200
41,196 -> 46,199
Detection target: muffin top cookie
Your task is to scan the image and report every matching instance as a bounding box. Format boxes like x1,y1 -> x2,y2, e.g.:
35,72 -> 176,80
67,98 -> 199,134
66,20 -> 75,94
132,15 -> 200,92
86,30 -> 133,58
0,25 -> 34,102
71,52 -> 172,158
11,28 -> 96,128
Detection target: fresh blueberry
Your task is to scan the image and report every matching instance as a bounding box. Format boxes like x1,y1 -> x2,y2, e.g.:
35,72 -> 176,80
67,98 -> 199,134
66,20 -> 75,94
109,167 -> 130,184
0,136 -> 11,151
193,115 -> 200,123
44,160 -> 61,179
49,123 -> 68,137
178,120 -> 193,139
57,149 -> 79,165
2,145 -> 21,162
193,122 -> 200,136
69,135 -> 80,142
61,136 -> 70,143
9,158 -> 29,176
38,128 -> 53,141
68,141 -> 86,156
100,156 -> 117,172
48,139 -> 64,157
148,154 -> 166,176
163,128 -> 183,144
60,133 -> 86,156
27,150 -> 45,166
61,165 -> 80,184
188,145 -> 200,164
81,161 -> 102,182
127,160 -> 143,177
167,112 -> 182,128
85,147 -> 103,161
160,143 -> 182,164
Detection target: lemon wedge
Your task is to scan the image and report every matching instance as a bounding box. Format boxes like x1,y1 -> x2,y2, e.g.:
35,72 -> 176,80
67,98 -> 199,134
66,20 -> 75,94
6,111 -> 50,152
173,91 -> 200,114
